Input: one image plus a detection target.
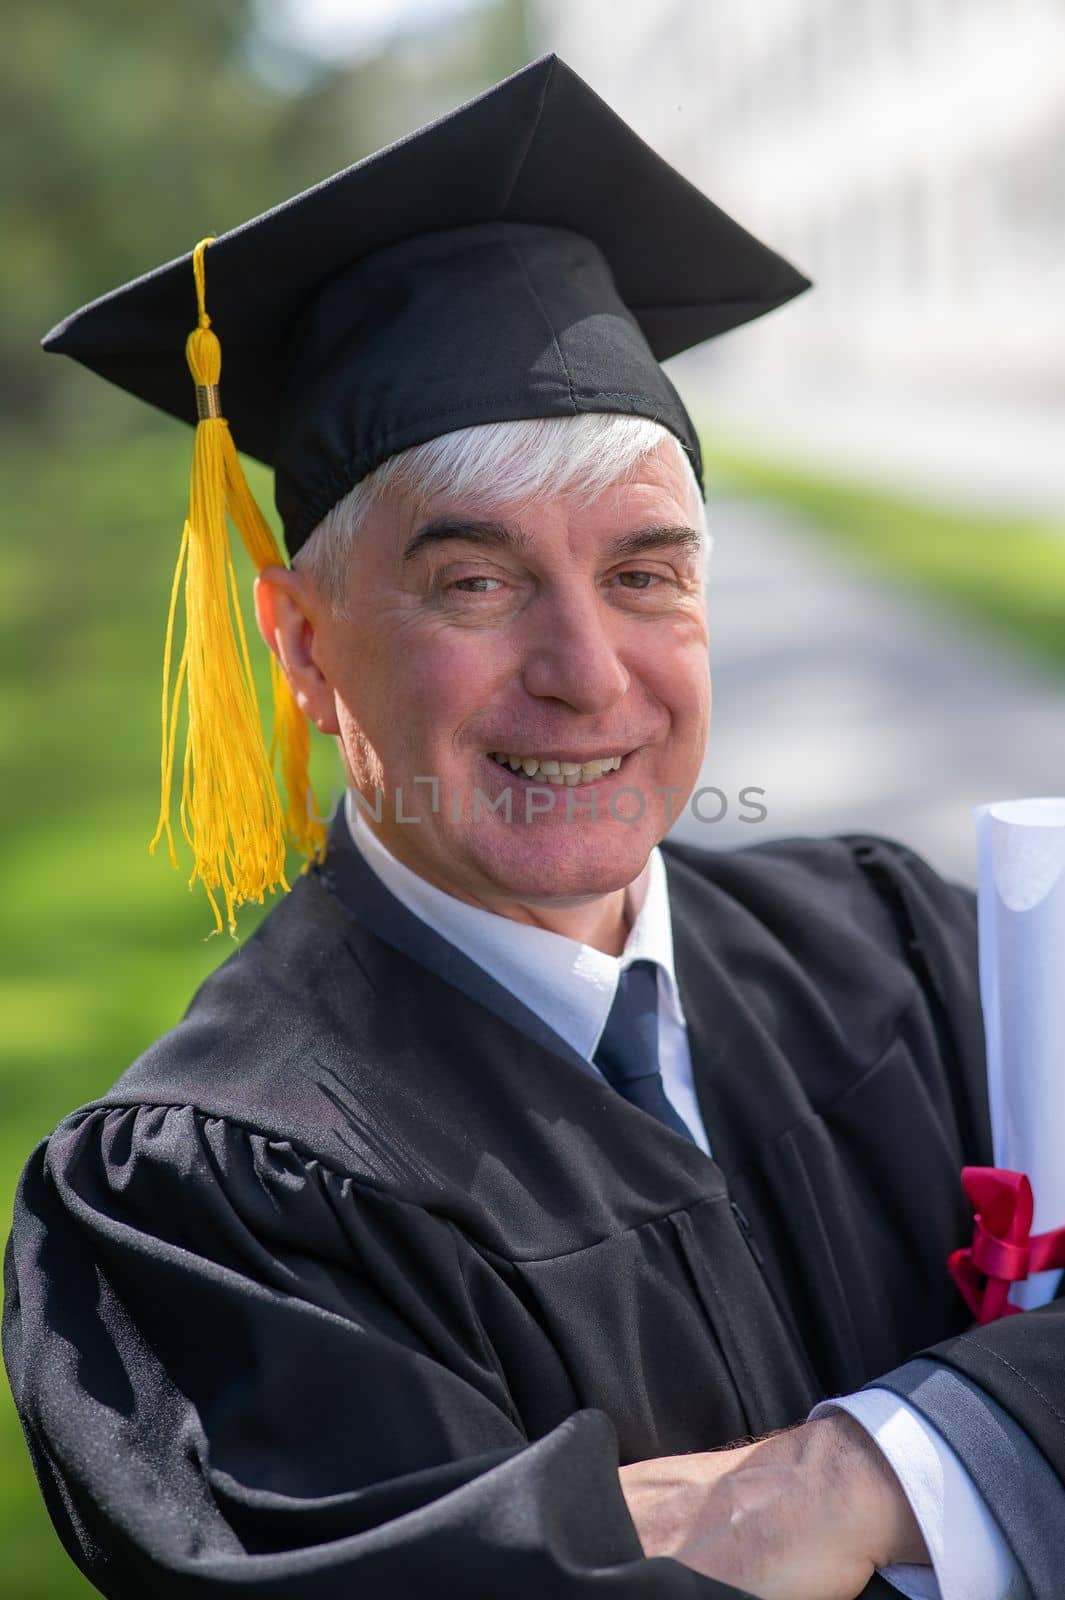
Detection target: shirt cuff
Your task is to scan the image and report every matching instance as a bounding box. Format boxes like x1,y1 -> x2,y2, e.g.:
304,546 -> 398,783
809,1388 -> 1022,1600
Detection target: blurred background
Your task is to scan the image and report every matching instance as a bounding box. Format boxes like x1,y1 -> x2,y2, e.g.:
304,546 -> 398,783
2,2 -> 1062,1592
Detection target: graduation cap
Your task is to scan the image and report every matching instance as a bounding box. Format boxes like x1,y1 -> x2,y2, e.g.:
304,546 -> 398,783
43,53 -> 811,935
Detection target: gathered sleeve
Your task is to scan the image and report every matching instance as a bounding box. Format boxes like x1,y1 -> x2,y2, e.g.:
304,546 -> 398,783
2,1101 -> 743,1599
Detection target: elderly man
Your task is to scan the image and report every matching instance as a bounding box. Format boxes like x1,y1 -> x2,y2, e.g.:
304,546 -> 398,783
4,55 -> 1063,1600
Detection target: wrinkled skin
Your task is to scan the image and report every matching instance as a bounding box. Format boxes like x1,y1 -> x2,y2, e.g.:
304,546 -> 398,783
255,438 -> 710,955
619,1413 -> 928,1600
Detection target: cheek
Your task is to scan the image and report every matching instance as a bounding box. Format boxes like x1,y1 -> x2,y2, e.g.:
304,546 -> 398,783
642,616 -> 710,716
408,633 -> 512,712
343,626 -> 514,747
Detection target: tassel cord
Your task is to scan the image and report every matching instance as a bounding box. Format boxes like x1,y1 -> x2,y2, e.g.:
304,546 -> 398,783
150,237 -> 326,937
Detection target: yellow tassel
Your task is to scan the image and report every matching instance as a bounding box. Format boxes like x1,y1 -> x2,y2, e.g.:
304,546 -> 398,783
149,237 -> 327,937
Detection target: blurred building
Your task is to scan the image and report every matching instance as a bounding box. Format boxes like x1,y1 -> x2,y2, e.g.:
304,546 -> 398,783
530,0 -> 1065,513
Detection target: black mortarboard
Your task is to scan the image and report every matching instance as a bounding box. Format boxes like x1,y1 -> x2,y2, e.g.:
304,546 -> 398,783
43,52 -> 810,559
41,54 -> 810,936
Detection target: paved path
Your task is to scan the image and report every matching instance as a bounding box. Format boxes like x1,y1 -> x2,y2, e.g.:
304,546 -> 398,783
667,495 -> 1065,885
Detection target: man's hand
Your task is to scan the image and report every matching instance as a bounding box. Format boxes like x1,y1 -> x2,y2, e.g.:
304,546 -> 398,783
618,1412 -> 929,1600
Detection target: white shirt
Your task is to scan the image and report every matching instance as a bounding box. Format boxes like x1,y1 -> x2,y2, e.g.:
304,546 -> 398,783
345,792 -> 710,1155
343,794 -> 1019,1600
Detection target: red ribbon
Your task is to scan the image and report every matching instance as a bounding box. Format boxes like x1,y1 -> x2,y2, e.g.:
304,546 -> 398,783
948,1167 -> 1065,1325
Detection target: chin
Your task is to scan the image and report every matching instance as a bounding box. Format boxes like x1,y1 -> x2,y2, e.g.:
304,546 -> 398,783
464,817 -> 657,903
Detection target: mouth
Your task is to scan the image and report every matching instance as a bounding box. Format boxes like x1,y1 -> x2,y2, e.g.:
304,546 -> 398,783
483,748 -> 634,788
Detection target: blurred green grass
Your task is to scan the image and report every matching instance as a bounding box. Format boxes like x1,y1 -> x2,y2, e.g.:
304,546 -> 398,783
703,440 -> 1065,671
0,404 -> 343,1598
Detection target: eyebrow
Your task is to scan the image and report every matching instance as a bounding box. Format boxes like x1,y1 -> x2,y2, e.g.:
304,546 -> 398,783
402,518 -> 531,562
402,517 -> 703,563
608,524 -> 704,561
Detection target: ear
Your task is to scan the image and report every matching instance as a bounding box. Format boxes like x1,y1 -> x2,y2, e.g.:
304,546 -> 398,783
253,566 -> 341,736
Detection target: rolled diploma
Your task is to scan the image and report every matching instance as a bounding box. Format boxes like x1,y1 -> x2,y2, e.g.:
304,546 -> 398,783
976,797 -> 1065,1310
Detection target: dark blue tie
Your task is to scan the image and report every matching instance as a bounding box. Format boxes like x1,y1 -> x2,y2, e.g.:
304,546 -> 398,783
593,959 -> 697,1143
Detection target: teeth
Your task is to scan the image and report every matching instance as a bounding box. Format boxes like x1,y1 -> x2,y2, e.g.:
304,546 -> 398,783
489,752 -> 624,781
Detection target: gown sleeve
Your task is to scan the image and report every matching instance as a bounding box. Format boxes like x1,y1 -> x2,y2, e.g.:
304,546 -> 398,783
842,834 -> 1065,1597
2,1101 -> 745,1599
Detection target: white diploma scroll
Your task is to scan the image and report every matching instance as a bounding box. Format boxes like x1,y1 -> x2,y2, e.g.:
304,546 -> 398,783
975,797 -> 1065,1310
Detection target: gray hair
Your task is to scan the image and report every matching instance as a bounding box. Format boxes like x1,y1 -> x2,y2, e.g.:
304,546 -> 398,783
292,413 -> 710,620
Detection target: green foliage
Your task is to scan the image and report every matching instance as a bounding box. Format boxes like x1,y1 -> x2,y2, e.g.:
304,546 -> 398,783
703,441 -> 1065,672
0,0 -> 531,416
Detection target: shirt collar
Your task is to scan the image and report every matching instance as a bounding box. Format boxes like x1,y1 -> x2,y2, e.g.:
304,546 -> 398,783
342,790 -> 686,1062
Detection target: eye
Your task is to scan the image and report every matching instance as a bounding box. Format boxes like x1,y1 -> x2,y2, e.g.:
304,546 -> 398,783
616,570 -> 660,590
449,575 -> 502,592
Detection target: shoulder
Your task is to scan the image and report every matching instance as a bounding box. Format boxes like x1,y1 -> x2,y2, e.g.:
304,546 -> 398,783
75,866 -> 381,1160
660,830 -> 985,1116
9,869 -> 465,1298
660,829 -> 975,950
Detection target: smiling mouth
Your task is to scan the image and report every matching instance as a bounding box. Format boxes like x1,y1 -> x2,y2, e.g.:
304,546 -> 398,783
485,751 -> 630,785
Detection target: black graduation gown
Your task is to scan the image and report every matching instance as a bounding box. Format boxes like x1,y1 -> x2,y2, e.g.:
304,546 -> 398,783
4,823 -> 1064,1599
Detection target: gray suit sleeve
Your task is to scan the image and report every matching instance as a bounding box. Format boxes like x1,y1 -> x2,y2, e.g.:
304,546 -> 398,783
871,1357 -> 1065,1600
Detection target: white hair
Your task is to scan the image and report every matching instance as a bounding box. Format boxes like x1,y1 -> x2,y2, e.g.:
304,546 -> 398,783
292,413 -> 711,620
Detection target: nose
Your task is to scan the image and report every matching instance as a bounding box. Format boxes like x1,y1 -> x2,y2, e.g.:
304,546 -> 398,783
519,587 -> 630,713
